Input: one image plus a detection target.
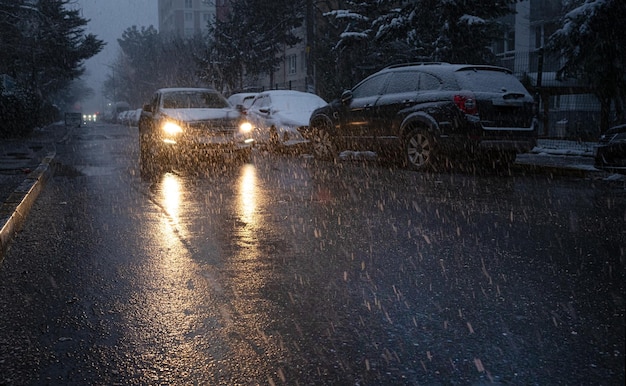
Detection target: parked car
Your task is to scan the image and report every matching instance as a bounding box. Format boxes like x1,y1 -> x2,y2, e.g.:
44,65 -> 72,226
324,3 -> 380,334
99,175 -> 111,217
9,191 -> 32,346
227,92 -> 258,114
138,87 -> 254,172
594,123 -> 626,173
303,63 -> 538,170
245,90 -> 327,150
117,109 -> 141,126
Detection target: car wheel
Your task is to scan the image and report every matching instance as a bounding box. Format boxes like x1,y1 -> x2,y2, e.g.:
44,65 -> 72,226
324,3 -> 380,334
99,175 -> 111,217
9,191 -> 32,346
404,128 -> 435,171
310,118 -> 337,161
269,126 -> 281,152
139,134 -> 168,175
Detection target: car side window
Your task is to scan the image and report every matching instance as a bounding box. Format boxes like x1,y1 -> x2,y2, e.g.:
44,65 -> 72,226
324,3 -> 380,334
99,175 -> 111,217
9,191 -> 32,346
419,73 -> 442,91
152,94 -> 160,110
385,71 -> 420,94
254,95 -> 265,108
249,97 -> 260,109
262,96 -> 271,108
352,74 -> 388,99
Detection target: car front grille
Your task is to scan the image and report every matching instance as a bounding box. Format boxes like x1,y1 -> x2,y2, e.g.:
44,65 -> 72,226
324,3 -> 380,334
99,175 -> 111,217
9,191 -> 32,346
187,119 -> 239,135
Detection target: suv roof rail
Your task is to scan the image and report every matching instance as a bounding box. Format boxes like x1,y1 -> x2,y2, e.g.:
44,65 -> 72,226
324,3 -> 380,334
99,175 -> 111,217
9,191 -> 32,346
384,62 -> 450,69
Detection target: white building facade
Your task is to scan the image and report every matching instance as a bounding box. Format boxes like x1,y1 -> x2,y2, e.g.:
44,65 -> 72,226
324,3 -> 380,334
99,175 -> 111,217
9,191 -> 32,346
158,0 -> 215,38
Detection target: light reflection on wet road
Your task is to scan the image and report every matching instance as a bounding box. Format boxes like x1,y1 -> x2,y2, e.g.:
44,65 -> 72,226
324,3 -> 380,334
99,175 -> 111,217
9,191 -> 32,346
0,123 -> 623,385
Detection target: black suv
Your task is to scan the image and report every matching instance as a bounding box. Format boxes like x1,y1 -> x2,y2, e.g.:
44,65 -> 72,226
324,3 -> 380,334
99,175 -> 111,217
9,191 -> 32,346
303,63 -> 538,170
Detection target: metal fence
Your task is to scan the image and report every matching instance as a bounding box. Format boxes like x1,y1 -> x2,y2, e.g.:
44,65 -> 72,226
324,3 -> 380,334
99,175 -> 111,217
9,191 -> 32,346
494,50 -> 605,141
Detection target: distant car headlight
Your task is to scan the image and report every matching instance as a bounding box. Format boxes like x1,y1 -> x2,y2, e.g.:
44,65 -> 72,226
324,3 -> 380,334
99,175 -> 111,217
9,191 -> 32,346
162,121 -> 183,136
239,121 -> 253,134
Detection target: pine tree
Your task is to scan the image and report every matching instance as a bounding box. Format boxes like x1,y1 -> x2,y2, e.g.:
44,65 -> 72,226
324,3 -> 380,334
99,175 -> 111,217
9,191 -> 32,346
0,0 -> 103,136
319,0 -> 517,95
204,0 -> 304,92
8,0 -> 104,97
548,0 -> 626,132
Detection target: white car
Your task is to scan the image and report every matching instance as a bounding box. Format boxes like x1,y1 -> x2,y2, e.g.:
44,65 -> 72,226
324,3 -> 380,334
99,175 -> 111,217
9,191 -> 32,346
245,90 -> 327,150
138,87 -> 254,173
227,92 -> 258,114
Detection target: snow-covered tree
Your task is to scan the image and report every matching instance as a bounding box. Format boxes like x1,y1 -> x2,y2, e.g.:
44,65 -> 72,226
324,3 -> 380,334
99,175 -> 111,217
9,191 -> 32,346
112,26 -> 161,105
204,0 -> 305,92
373,0 -> 515,63
319,0 -> 517,96
111,26 -> 209,107
548,0 -> 626,132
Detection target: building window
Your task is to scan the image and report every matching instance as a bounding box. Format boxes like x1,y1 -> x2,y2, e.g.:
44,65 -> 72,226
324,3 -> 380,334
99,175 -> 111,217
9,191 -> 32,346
288,55 -> 297,75
494,28 -> 515,55
185,12 -> 193,22
185,0 -> 193,8
534,25 -> 544,49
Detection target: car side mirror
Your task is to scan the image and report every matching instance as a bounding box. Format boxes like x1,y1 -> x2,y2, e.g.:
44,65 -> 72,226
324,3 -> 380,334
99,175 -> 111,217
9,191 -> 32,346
142,104 -> 153,113
340,90 -> 353,104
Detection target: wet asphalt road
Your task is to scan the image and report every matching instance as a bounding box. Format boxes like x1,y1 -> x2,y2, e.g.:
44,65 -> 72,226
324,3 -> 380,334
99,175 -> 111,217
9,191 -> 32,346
0,122 -> 624,385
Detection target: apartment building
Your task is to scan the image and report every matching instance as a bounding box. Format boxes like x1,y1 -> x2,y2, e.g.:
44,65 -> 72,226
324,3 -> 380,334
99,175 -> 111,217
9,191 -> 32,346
158,0 -> 216,37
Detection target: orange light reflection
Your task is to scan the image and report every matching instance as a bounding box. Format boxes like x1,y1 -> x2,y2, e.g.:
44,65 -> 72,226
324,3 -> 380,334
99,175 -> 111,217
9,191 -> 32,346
161,173 -> 181,220
238,164 -> 257,226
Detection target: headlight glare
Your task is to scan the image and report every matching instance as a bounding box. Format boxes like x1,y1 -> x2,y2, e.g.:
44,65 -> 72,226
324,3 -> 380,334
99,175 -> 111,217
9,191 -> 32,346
163,121 -> 183,135
240,121 -> 252,133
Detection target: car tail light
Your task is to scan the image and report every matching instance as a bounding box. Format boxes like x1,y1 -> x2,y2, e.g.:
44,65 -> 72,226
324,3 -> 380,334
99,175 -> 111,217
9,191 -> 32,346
454,93 -> 477,115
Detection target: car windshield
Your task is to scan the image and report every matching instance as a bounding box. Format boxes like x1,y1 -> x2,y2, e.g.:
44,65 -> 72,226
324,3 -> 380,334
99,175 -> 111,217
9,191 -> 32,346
162,91 -> 229,109
454,69 -> 529,94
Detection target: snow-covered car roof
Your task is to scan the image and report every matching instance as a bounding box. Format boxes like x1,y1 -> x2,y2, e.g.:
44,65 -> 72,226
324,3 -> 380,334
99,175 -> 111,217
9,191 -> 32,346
159,88 -> 231,110
155,87 -> 240,122
373,63 -> 530,95
228,92 -> 258,106
247,90 -> 328,131
250,90 -> 327,109
157,87 -> 217,93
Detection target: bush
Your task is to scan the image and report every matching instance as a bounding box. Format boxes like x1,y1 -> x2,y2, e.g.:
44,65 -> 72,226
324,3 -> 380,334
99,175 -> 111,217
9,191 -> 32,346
0,94 -> 59,138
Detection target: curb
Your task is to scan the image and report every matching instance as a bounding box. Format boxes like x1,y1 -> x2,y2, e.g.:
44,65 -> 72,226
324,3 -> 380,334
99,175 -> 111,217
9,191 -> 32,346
0,152 -> 56,263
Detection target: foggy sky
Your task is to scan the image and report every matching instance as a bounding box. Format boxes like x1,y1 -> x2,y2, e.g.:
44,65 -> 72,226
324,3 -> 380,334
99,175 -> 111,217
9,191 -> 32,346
73,0 -> 158,112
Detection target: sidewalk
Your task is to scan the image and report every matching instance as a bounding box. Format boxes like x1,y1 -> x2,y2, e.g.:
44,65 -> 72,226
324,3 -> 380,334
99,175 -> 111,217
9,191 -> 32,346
516,139 -> 598,172
0,123 -> 69,260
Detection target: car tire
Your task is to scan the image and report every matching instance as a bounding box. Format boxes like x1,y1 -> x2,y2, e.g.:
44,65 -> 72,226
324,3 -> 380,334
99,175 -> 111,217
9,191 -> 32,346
404,128 -> 435,171
309,118 -> 337,161
139,133 -> 168,176
269,126 -> 281,152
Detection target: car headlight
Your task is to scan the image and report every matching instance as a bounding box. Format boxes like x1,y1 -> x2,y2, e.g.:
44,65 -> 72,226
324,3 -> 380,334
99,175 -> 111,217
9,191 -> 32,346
162,121 -> 183,136
239,121 -> 253,134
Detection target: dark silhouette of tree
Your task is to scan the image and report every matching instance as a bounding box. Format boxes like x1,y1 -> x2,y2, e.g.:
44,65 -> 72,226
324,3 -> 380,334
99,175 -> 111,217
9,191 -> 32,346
548,0 -> 626,132
315,0 -> 517,99
109,26 -> 210,107
203,0 -> 304,92
0,0 -> 104,136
